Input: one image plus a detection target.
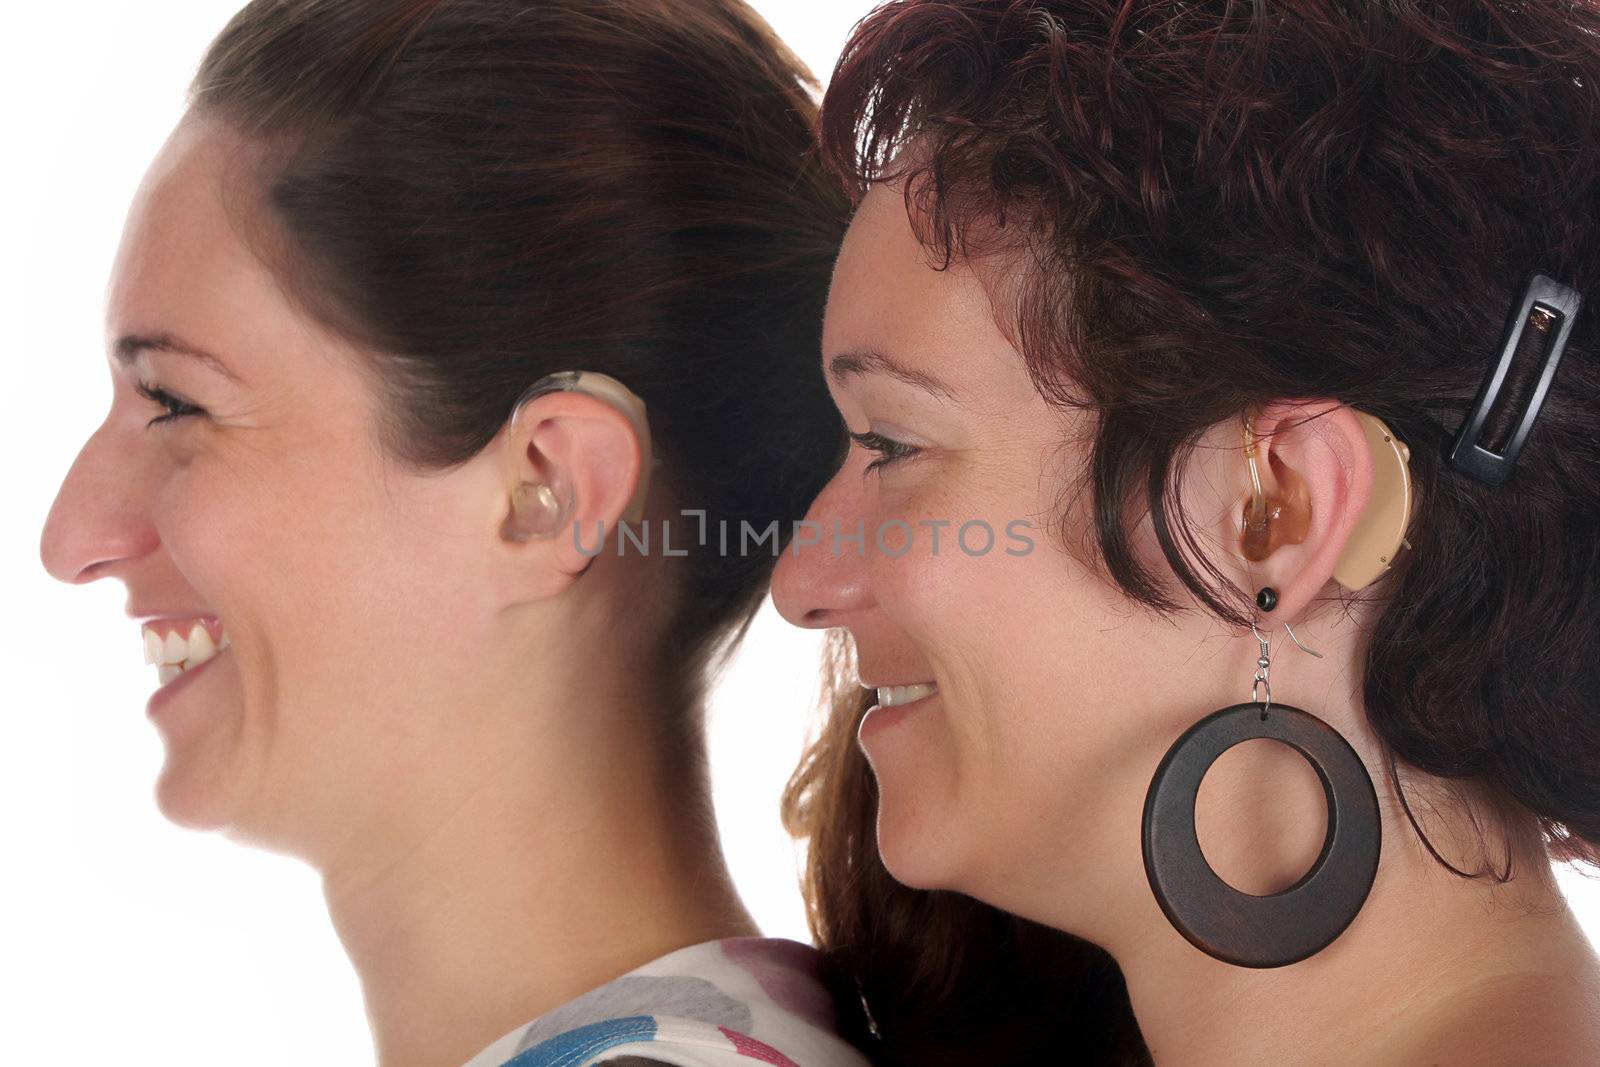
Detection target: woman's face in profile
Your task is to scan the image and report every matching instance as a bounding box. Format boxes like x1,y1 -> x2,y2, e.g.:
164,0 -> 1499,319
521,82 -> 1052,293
40,115 -> 517,858
773,182 -> 1275,909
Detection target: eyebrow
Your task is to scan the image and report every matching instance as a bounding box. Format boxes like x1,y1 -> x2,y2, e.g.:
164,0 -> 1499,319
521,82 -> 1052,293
112,332 -> 245,386
827,347 -> 953,400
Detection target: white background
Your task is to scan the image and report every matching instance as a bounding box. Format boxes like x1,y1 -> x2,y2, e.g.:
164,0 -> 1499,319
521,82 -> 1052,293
4,2 -> 1595,1063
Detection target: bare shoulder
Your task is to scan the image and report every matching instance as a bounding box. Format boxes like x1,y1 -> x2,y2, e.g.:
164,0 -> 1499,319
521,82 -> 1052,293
1379,970 -> 1600,1066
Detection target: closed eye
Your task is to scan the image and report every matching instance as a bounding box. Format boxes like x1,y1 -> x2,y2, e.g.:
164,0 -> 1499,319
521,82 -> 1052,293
134,380 -> 204,428
848,429 -> 920,475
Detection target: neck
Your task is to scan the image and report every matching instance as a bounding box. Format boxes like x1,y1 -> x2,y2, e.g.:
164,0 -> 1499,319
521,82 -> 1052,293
320,681 -> 757,1067
1042,654 -> 1600,1065
1110,809 -> 1589,1064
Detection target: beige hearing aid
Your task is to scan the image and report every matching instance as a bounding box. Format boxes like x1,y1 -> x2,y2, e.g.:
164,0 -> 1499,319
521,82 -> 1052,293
505,370 -> 656,542
1243,409 -> 1414,592
1332,410 -> 1413,591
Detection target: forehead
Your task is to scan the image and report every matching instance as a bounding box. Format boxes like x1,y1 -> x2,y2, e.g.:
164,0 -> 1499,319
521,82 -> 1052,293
826,182 -> 1035,405
829,182 -> 994,324
104,117 -> 297,370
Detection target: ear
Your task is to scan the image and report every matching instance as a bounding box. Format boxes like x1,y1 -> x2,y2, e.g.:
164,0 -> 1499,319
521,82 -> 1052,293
494,389 -> 645,599
1186,399 -> 1374,624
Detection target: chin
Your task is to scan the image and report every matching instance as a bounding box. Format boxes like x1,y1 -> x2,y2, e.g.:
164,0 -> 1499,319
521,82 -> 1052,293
871,790 -> 963,891
152,754 -> 241,833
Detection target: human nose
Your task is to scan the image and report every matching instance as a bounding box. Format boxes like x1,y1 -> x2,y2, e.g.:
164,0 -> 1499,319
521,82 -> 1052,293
772,465 -> 875,629
39,421 -> 159,586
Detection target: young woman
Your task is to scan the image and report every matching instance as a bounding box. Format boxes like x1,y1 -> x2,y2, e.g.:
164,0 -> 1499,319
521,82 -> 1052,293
778,1 -> 1600,1063
38,1 -> 871,1065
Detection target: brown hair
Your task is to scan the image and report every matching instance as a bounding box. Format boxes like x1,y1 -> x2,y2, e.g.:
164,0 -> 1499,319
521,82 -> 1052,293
784,0 -> 1600,1062
187,0 -> 849,728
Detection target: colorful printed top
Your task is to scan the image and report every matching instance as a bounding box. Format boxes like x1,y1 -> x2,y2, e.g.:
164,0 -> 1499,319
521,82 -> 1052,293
458,937 -> 873,1067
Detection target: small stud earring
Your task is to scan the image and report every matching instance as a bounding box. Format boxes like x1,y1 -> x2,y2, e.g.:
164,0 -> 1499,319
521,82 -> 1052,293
1256,586 -> 1278,612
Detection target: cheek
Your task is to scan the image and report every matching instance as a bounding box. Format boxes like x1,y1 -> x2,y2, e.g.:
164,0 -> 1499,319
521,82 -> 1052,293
156,454 -> 260,592
858,461 -> 1142,886
873,541 -> 1038,755
301,464 -> 488,677
174,446 -> 397,676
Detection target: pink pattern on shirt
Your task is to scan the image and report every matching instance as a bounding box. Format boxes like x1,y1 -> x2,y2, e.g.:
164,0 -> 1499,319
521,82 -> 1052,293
718,1025 -> 801,1066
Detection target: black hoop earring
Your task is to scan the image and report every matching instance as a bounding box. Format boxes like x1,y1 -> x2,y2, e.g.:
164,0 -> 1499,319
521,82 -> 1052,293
1140,605 -> 1381,968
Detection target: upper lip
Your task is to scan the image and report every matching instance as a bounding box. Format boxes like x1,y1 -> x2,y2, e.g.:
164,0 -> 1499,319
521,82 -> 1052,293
860,678 -> 937,689
128,608 -> 218,622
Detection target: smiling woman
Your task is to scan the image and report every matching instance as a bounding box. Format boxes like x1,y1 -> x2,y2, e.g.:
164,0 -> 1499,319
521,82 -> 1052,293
35,1 -> 871,1066
777,0 -> 1600,1064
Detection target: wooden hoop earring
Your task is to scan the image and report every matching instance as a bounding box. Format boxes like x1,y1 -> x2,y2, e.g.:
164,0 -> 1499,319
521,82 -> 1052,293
1140,612 -> 1382,967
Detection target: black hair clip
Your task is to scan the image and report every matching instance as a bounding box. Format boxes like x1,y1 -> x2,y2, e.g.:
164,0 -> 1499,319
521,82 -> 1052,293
1446,272 -> 1582,487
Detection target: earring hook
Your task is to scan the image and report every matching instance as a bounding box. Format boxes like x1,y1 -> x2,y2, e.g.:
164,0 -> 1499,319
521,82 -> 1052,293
1281,619 -> 1324,659
1249,617 -> 1273,715
1248,613 -> 1324,719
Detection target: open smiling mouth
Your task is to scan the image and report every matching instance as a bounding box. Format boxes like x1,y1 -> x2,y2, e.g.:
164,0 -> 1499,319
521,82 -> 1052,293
143,620 -> 233,685
858,681 -> 941,742
875,682 -> 937,707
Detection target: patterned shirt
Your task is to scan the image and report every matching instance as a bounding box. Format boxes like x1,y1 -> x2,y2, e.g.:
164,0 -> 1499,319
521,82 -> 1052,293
458,937 -> 872,1067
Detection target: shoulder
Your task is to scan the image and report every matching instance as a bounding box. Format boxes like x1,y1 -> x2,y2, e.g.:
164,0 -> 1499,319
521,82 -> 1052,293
1379,970 -> 1600,1066
490,938 -> 871,1067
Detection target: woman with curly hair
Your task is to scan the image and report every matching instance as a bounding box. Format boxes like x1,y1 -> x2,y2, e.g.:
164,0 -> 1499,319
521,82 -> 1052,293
777,1 -> 1600,1062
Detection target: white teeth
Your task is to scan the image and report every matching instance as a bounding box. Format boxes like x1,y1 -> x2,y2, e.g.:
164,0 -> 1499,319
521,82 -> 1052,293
876,682 -> 937,708
140,619 -> 230,684
185,623 -> 216,664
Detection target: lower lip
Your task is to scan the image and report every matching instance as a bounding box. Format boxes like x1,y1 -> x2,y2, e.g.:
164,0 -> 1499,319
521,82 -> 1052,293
859,689 -> 938,740
146,649 -> 228,721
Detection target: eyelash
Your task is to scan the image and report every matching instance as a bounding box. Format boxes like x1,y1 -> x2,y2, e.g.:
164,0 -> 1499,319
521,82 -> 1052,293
135,380 -> 203,428
848,429 -> 921,475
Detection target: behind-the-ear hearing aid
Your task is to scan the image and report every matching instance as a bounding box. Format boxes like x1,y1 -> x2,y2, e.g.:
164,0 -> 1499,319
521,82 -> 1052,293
1242,409 -> 1413,592
1331,411 -> 1412,590
501,370 -> 656,544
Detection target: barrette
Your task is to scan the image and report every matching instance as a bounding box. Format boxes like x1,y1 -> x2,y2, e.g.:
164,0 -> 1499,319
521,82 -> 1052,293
1446,272 -> 1581,486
